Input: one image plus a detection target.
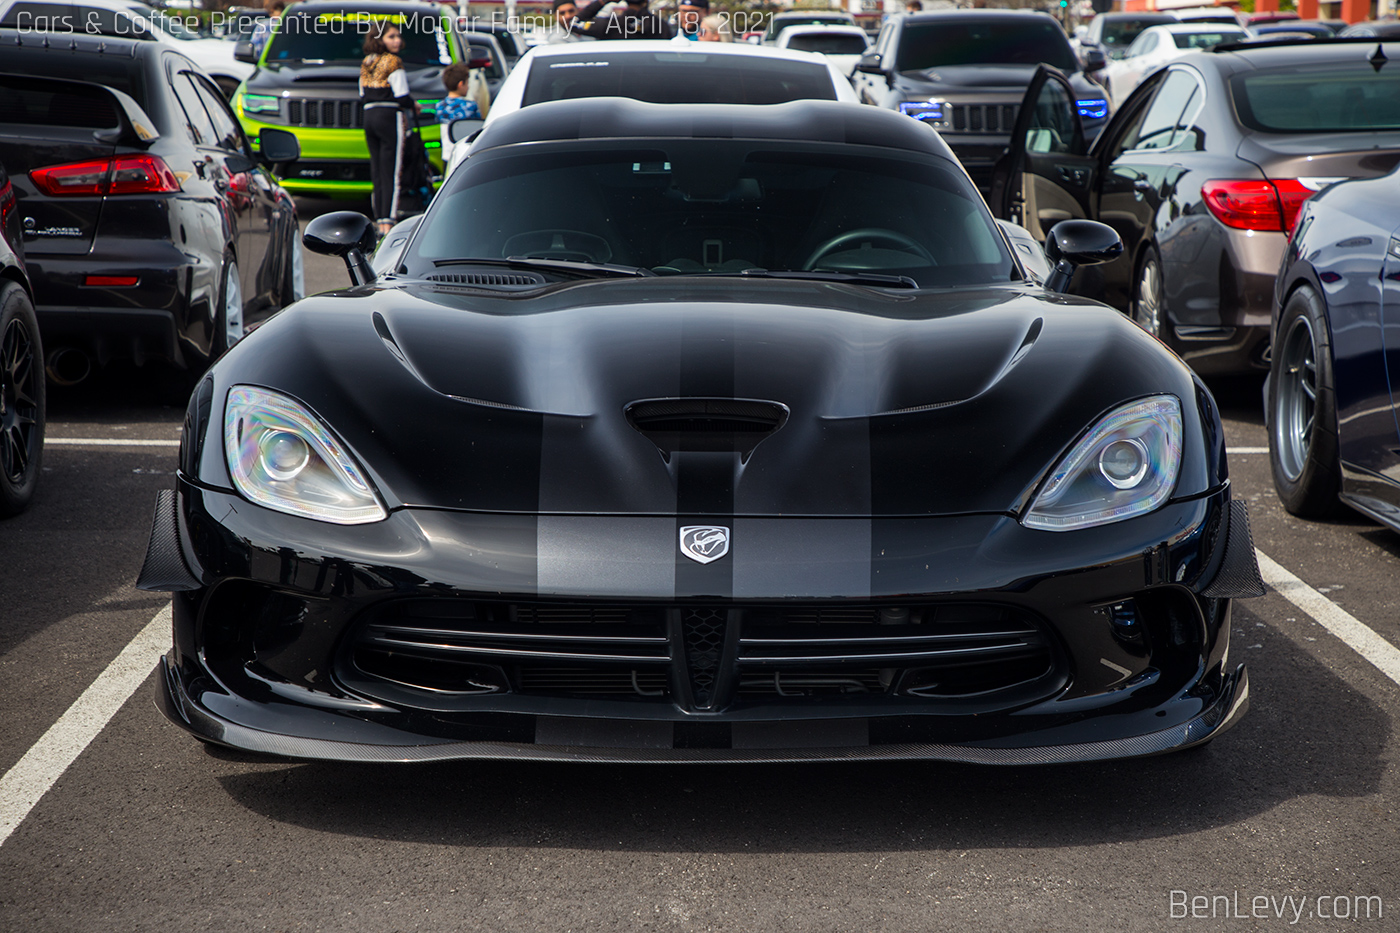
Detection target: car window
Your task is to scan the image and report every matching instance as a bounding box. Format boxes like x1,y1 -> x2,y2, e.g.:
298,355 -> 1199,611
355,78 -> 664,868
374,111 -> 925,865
266,10 -> 454,65
171,70 -> 217,145
0,73 -> 119,128
784,33 -> 868,55
1129,32 -> 1158,56
1099,16 -> 1175,51
1232,64 -> 1400,131
896,20 -> 1077,72
521,51 -> 837,106
872,21 -> 894,60
190,72 -> 246,151
1123,70 -> 1198,152
1171,30 -> 1244,48
1022,75 -> 1081,155
413,142 -> 1014,288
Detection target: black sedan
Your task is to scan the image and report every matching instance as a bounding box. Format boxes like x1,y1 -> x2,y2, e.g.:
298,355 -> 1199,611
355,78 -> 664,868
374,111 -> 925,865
1268,164 -> 1400,528
0,158 -> 43,517
0,31 -> 303,384
991,40 -> 1400,376
139,99 -> 1261,764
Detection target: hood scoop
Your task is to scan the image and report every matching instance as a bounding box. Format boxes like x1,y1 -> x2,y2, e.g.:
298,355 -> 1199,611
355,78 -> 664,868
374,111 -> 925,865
625,397 -> 789,459
426,271 -> 547,288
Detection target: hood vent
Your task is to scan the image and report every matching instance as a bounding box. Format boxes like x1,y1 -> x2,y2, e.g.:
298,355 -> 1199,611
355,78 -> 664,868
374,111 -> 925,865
426,271 -> 547,288
625,397 -> 789,457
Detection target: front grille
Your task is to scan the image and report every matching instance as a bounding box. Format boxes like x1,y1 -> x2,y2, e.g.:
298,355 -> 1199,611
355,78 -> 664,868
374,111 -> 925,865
285,161 -> 372,183
340,600 -> 1062,710
949,103 -> 1018,134
287,98 -> 364,129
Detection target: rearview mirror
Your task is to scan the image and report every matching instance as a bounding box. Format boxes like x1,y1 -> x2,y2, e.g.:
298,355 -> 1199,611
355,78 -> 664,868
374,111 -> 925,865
1043,220 -> 1122,292
257,127 -> 301,164
1080,47 -> 1107,73
447,117 -> 484,144
234,40 -> 258,63
854,52 -> 884,75
304,211 -> 377,286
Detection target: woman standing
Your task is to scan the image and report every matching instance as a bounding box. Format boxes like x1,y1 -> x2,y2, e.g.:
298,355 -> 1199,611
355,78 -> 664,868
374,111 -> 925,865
360,21 -> 416,236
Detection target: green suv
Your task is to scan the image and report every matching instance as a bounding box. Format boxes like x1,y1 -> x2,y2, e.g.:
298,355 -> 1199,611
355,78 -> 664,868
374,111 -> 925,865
233,0 -> 464,198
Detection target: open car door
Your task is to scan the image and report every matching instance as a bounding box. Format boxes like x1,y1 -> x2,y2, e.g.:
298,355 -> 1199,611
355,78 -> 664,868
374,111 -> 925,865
990,65 -> 1098,240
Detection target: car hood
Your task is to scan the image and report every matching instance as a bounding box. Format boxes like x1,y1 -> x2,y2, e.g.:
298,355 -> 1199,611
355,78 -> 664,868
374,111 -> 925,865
897,63 -> 1081,92
203,279 -> 1216,517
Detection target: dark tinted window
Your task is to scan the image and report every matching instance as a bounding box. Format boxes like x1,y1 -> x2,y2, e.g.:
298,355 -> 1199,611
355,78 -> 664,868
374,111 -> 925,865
896,20 -> 1076,71
767,15 -> 853,39
522,52 -> 837,106
0,74 -> 117,127
2,50 -> 146,102
466,39 -> 503,78
191,72 -> 245,150
1233,65 -> 1400,131
172,72 -> 217,144
265,11 -> 454,65
785,33 -> 868,55
413,141 -> 1013,288
1098,15 -> 1175,50
1170,30 -> 1244,48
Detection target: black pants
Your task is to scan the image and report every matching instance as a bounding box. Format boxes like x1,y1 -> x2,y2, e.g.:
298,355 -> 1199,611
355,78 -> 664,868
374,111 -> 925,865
364,106 -> 407,224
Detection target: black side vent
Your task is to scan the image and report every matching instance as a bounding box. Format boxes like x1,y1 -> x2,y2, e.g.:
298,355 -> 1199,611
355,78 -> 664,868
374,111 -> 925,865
426,272 -> 547,288
625,397 -> 789,456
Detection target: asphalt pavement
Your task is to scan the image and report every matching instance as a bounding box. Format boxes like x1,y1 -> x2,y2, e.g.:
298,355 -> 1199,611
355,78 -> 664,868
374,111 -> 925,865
1,198 -> 1396,932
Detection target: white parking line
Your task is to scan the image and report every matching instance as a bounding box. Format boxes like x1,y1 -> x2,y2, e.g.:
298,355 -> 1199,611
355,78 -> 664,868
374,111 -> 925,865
1257,549 -> 1400,688
46,438 -> 180,448
1227,447 -> 1267,455
0,606 -> 170,849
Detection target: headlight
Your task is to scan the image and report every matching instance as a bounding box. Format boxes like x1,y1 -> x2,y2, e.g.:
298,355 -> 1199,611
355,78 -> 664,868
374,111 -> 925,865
239,93 -> 281,115
898,100 -> 951,129
1076,97 -> 1109,120
1022,395 -> 1182,531
223,385 -> 387,524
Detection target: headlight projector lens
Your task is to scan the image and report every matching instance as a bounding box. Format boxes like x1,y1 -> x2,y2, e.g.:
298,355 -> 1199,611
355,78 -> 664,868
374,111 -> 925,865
260,430 -> 311,481
1098,437 -> 1149,489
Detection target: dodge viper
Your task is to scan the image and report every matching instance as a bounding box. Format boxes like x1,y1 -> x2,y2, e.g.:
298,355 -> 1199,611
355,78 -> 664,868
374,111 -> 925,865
138,98 -> 1262,763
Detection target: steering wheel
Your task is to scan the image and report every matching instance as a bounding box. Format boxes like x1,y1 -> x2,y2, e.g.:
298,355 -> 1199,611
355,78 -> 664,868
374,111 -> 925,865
802,228 -> 934,270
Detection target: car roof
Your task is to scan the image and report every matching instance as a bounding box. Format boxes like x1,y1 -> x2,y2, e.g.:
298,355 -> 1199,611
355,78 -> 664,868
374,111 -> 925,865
1207,36 -> 1400,69
779,24 -> 868,37
901,9 -> 1064,21
280,0 -> 450,15
1150,23 -> 1247,33
472,97 -> 956,160
772,10 -> 852,19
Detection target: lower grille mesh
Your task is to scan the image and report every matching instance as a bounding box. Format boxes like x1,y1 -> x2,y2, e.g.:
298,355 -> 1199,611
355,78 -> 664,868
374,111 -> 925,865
682,608 -> 727,707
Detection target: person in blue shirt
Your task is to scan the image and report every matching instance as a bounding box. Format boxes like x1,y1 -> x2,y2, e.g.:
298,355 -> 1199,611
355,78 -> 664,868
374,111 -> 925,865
248,0 -> 284,58
437,62 -> 483,164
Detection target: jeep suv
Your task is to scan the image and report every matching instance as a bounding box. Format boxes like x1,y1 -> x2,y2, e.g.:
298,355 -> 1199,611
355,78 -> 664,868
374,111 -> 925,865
232,0 -> 466,197
853,10 -> 1110,195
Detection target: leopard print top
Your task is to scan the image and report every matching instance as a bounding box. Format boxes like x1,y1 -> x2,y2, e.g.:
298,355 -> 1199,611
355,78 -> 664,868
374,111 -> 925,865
359,53 -> 403,88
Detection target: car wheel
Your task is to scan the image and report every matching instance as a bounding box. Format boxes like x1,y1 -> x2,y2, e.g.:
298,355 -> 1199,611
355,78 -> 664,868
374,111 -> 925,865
1132,249 -> 1164,339
0,281 -> 45,517
214,258 -> 244,358
1268,286 -> 1342,518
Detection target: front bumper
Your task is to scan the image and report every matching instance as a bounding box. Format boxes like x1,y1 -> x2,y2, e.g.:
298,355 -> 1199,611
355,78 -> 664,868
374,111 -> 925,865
141,477 -> 1262,763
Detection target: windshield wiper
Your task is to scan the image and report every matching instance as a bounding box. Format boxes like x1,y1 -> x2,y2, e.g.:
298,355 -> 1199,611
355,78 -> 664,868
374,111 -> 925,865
431,257 -> 656,278
726,269 -> 919,289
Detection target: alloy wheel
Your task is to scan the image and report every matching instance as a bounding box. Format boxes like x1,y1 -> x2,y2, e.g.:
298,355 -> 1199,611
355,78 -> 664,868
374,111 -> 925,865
0,315 -> 39,485
1274,314 -> 1318,482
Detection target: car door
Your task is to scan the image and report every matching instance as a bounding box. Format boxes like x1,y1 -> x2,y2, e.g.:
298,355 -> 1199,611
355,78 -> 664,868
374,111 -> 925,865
989,66 -> 1095,239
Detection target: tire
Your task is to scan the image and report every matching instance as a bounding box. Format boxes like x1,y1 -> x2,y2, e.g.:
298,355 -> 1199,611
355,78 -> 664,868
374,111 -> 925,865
214,257 -> 243,358
0,281 -> 45,517
1132,248 -> 1165,339
1268,286 -> 1342,518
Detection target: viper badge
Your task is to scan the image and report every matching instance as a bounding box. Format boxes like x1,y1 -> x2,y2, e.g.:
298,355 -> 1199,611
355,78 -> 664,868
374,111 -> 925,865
679,525 -> 730,564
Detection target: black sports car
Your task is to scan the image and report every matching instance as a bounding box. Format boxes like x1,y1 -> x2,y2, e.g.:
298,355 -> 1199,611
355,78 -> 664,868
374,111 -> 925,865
1269,164 -> 1400,527
140,99 -> 1262,764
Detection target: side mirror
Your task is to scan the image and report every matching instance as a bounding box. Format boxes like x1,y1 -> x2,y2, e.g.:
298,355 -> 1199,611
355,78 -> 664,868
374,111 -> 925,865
304,211 -> 377,286
234,40 -> 259,63
1043,220 -> 1122,292
1080,47 -> 1107,73
447,117 -> 485,144
257,127 -> 301,163
854,51 -> 884,75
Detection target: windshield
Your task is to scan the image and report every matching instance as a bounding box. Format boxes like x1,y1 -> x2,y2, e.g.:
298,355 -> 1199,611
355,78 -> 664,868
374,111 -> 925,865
264,11 -> 454,64
409,141 -> 1015,288
522,51 -> 837,106
1172,29 -> 1245,48
1233,65 -> 1400,132
896,20 -> 1076,71
785,33 -> 868,55
1098,16 -> 1175,55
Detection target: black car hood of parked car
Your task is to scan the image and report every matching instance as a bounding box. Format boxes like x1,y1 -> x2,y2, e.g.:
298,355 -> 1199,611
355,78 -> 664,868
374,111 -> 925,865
898,63 -> 1099,96
194,277 -> 1220,518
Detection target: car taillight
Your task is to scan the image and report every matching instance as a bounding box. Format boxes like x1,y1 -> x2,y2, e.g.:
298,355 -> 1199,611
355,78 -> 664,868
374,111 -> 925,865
1201,178 -> 1312,233
30,154 -> 180,197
